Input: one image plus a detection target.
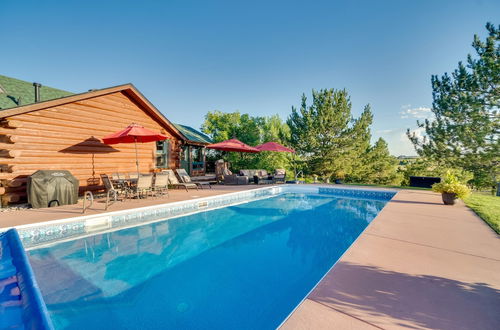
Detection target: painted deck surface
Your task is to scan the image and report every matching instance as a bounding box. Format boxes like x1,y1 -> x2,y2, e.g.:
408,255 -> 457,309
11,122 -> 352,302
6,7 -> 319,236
282,189 -> 500,330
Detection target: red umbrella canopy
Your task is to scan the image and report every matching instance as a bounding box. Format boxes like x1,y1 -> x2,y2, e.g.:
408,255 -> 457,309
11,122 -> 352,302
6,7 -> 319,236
206,138 -> 260,153
255,142 -> 295,153
102,123 -> 168,144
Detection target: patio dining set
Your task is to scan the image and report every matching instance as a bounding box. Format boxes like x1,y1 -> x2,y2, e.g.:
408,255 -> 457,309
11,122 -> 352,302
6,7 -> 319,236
100,169 -> 212,203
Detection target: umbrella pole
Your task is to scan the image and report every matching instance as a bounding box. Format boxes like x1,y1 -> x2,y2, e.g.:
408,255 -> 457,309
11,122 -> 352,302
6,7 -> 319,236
134,137 -> 140,175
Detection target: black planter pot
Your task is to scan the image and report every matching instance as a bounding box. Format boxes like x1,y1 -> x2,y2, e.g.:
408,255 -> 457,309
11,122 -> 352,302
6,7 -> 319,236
442,192 -> 457,205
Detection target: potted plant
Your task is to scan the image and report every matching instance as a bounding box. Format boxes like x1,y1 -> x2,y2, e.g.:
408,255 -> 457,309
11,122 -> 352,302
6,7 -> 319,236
432,171 -> 470,205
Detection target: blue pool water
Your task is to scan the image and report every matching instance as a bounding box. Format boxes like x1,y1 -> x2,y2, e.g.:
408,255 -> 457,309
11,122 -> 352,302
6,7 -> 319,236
27,192 -> 389,329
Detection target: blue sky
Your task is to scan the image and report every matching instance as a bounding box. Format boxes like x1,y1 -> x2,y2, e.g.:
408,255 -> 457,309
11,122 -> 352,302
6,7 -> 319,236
1,0 -> 499,155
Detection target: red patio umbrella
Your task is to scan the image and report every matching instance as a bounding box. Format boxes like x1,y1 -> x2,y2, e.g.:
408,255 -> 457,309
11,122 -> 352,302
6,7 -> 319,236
255,142 -> 295,153
206,138 -> 260,153
102,123 -> 168,173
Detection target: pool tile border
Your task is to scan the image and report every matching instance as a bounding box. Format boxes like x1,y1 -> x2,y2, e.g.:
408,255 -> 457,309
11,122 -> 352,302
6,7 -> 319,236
318,187 -> 395,201
12,185 -> 396,248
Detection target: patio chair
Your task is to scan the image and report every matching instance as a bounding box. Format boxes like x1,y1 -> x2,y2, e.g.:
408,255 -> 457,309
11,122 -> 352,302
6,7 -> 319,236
112,173 -> 127,180
215,159 -> 226,183
153,172 -> 169,198
273,169 -> 286,184
128,172 -> 139,180
175,169 -> 212,189
130,174 -> 153,199
111,172 -> 128,189
164,169 -> 198,192
100,174 -> 129,209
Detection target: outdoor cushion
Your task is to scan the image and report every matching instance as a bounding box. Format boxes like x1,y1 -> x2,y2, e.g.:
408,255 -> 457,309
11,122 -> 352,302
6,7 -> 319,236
275,169 -> 286,176
239,169 -> 268,178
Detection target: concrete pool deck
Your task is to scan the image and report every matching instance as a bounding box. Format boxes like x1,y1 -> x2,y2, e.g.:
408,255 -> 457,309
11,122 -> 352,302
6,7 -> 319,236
1,185 -> 498,329
282,189 -> 500,330
0,185 -> 261,227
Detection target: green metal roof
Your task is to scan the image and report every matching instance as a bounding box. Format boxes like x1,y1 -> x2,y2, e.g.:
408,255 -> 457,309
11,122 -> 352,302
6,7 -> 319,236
174,124 -> 212,144
0,75 -> 74,110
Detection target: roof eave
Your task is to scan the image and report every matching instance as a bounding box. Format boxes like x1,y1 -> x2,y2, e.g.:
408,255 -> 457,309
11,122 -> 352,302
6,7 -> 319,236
0,83 -> 186,141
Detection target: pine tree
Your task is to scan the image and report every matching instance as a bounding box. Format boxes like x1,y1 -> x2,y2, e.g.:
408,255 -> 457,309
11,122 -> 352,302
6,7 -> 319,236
408,23 -> 500,188
287,89 -> 373,179
364,138 -> 399,185
348,105 -> 374,182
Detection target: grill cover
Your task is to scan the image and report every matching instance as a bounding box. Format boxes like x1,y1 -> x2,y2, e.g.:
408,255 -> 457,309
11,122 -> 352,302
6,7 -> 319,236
27,170 -> 79,208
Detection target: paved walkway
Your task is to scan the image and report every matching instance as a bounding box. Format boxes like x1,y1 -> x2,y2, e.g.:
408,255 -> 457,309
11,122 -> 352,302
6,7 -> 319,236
282,189 -> 500,330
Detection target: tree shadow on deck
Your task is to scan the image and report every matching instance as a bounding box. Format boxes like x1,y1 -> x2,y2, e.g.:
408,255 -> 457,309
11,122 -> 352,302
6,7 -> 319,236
310,261 -> 500,330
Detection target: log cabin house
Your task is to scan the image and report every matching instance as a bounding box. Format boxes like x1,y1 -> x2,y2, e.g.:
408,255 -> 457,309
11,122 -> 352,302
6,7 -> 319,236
0,75 -> 211,205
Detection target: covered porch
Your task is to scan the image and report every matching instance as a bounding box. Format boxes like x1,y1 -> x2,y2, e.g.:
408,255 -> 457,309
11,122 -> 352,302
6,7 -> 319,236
174,124 -> 212,177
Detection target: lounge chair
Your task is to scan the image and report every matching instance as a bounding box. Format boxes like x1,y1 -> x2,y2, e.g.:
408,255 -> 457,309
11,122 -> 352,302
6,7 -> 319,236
175,169 -> 212,189
164,169 -> 198,191
153,172 -> 169,198
272,169 -> 286,184
130,174 -> 153,199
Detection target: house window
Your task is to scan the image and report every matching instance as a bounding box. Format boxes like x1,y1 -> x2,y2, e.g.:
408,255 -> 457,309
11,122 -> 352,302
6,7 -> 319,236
156,140 -> 169,168
182,146 -> 190,162
191,147 -> 203,162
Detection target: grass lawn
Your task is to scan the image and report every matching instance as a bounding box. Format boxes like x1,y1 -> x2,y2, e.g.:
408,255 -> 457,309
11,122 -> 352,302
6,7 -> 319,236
464,192 -> 500,234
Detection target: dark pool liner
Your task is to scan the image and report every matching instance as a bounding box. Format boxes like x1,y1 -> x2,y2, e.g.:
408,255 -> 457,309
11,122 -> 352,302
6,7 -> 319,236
0,229 -> 53,329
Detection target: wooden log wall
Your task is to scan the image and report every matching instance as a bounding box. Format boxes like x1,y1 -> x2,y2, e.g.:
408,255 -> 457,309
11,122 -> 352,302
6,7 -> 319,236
0,91 -> 182,205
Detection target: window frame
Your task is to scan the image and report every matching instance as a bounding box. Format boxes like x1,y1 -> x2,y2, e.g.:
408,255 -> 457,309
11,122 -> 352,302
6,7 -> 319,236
155,140 -> 170,169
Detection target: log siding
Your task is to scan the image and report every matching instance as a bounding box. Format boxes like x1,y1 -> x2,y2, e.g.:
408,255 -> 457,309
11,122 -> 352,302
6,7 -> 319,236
0,90 -> 184,204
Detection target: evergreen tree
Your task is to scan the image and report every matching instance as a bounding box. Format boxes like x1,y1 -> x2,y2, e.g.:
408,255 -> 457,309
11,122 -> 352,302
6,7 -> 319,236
408,23 -> 500,188
364,138 -> 399,185
287,89 -> 373,179
348,105 -> 374,181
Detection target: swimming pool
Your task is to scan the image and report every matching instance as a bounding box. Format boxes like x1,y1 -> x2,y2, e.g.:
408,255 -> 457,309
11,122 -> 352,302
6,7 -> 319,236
25,187 -> 394,329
